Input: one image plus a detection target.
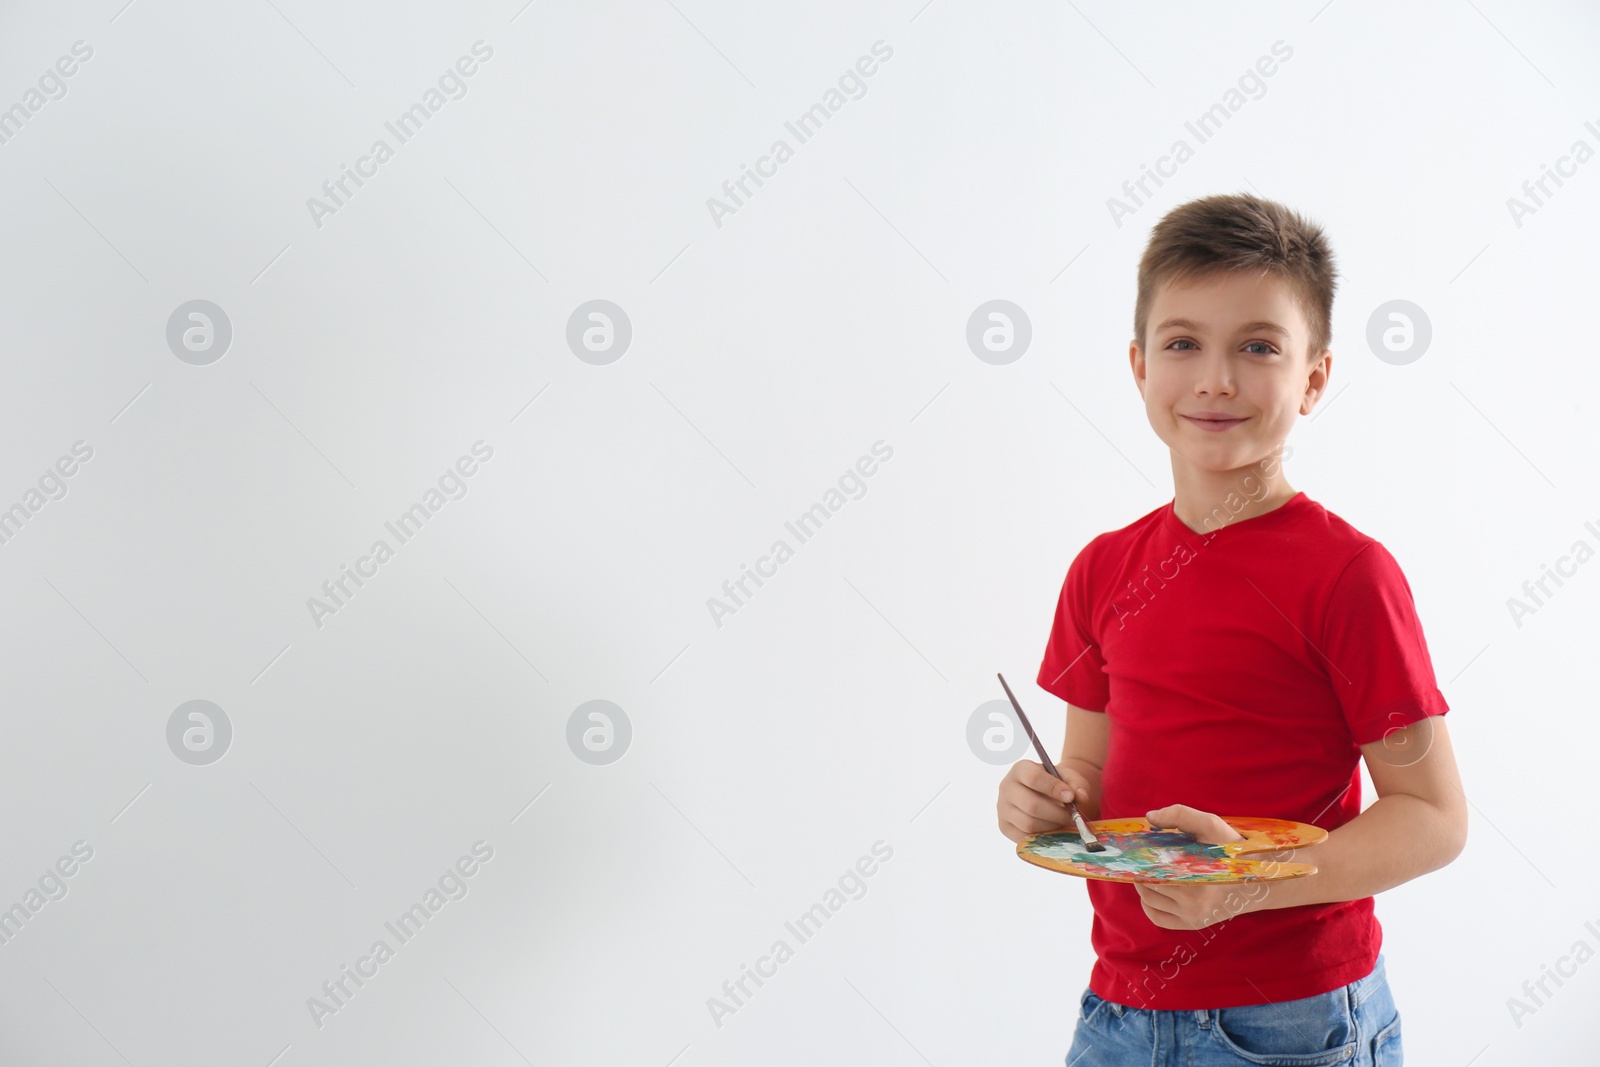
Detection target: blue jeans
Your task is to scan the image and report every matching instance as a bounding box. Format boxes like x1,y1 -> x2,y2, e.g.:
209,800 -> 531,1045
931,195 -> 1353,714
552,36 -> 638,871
1065,954 -> 1402,1066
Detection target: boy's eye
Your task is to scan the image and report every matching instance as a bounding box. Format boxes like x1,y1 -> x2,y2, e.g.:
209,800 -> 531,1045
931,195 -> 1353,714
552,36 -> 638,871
1164,339 -> 1277,355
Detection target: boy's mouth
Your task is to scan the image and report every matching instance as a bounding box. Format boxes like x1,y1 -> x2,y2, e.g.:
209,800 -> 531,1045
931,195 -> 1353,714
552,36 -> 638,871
1181,414 -> 1249,432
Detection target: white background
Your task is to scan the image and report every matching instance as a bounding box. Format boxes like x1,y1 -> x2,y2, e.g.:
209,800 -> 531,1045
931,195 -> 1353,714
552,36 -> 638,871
0,1 -> 1594,1064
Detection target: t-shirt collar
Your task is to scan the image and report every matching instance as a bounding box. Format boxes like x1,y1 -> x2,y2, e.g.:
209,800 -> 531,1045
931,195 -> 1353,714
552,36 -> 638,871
1164,490 -> 1309,539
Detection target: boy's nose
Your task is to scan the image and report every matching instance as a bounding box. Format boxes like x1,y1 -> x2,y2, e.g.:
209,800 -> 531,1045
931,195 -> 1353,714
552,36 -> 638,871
1193,356 -> 1236,396
1194,381 -> 1236,399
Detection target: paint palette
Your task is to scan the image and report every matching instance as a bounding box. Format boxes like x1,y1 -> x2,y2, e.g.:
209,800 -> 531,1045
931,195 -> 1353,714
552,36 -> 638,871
1017,816 -> 1328,884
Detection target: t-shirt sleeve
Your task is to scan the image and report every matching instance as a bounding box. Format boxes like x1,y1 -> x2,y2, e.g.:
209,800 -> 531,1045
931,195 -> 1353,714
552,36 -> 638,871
1036,544 -> 1111,711
1320,541 -> 1450,746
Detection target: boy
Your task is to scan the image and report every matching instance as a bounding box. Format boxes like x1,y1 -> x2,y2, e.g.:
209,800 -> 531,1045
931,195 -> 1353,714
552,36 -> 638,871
996,193 -> 1465,1065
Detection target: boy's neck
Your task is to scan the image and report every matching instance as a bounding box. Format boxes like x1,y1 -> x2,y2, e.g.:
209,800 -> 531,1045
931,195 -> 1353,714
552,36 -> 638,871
1170,459 -> 1298,535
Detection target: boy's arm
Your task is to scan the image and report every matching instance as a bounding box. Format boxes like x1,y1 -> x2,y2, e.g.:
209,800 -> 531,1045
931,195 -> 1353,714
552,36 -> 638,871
1059,703 -> 1109,821
1246,714 -> 1467,912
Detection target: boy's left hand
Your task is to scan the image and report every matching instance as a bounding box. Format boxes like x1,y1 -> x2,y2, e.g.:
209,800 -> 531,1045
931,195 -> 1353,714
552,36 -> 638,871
1134,804 -> 1253,931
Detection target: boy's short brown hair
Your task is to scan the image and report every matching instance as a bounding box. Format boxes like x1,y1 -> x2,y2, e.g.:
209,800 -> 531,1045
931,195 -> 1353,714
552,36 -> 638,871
1133,192 -> 1338,362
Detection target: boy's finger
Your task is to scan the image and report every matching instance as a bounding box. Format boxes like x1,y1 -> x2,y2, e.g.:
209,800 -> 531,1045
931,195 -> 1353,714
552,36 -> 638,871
1052,781 -> 1090,804
1004,800 -> 1076,835
1145,804 -> 1244,844
1014,792 -> 1073,823
1029,766 -> 1085,803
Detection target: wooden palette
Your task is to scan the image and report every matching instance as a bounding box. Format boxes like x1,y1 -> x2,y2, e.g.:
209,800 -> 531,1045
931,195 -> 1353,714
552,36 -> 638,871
1017,816 -> 1328,884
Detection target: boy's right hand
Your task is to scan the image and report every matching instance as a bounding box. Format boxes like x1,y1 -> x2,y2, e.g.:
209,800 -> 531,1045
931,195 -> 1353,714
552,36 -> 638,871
997,760 -> 1094,844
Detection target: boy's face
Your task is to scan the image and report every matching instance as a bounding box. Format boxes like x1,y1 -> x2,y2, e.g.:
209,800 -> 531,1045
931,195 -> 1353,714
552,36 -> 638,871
1130,270 -> 1330,476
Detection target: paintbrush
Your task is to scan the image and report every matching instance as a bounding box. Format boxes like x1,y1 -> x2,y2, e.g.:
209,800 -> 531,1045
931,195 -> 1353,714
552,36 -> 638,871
997,672 -> 1105,852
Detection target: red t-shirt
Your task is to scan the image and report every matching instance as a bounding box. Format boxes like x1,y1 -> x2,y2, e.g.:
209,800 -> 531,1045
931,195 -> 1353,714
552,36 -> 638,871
1036,490 -> 1449,1010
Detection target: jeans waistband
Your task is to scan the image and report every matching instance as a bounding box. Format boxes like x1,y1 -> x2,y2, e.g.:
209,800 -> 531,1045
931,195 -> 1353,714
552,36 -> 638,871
1101,952 -> 1387,1017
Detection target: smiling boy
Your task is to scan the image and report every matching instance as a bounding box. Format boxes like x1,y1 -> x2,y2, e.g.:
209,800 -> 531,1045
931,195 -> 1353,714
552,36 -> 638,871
997,193 -> 1466,1064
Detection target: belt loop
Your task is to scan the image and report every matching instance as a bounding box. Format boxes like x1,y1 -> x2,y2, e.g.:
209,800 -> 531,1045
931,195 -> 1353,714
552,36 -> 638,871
1351,957 -> 1378,1010
1195,1008 -> 1212,1029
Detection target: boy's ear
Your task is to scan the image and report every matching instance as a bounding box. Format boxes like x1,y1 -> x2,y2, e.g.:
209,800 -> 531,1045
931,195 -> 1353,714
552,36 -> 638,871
1300,349 -> 1332,415
1129,340 -> 1145,397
